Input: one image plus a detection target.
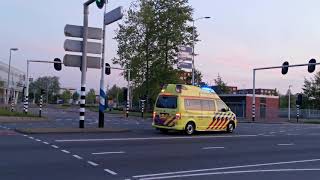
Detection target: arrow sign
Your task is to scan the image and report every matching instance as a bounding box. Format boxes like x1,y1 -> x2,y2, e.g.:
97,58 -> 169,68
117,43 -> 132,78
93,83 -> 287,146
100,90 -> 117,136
63,55 -> 101,69
104,6 -> 124,25
64,40 -> 102,54
64,24 -> 103,40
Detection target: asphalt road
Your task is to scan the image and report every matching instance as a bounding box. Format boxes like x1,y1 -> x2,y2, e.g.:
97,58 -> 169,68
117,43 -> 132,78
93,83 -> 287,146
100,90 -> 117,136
1,107 -> 320,180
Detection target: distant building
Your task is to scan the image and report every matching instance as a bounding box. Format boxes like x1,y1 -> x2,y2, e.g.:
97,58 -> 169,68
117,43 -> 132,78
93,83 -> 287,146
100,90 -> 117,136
237,88 -> 278,96
0,61 -> 26,104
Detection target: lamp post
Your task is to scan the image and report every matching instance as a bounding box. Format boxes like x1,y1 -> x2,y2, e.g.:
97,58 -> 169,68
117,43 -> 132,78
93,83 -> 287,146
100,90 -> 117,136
7,48 -> 18,104
192,16 -> 210,86
288,85 -> 292,121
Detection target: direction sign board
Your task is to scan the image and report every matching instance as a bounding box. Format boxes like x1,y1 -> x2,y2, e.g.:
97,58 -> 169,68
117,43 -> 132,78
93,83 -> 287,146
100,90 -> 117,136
64,39 -> 102,54
63,55 -> 101,69
104,6 -> 124,25
64,24 -> 103,40
178,62 -> 192,69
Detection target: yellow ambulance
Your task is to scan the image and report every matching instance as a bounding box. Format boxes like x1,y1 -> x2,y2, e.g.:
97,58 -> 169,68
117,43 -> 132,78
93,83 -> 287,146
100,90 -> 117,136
152,84 -> 237,135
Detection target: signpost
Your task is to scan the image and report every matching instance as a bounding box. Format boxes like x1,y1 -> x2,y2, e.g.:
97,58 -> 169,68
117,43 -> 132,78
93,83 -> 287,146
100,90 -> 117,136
63,55 -> 101,69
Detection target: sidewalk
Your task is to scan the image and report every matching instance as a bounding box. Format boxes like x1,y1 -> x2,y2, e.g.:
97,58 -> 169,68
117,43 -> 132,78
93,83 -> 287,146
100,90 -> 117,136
0,116 -> 47,123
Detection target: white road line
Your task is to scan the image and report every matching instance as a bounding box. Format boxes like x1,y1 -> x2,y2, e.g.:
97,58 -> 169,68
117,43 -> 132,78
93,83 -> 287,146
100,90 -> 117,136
92,151 -> 125,155
61,150 -> 70,154
104,169 -> 117,175
55,135 -> 258,142
43,141 -> 49,145
73,155 -> 83,160
51,145 -> 59,149
278,143 -> 294,146
23,134 -> 28,137
139,169 -> 320,180
287,133 -> 300,136
29,137 -> 34,139
35,139 -> 42,142
133,158 -> 320,178
87,161 -> 99,166
202,147 -> 225,150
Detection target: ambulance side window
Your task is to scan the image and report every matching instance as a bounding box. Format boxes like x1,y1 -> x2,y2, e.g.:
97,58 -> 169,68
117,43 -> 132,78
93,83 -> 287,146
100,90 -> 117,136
201,100 -> 216,111
184,99 -> 201,111
216,100 -> 228,112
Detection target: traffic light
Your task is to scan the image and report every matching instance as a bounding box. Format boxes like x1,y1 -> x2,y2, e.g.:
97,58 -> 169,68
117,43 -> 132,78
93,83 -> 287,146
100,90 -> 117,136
123,88 -> 128,98
105,63 -> 111,75
281,61 -> 289,75
308,59 -> 316,73
54,58 -> 62,71
41,89 -> 45,95
296,94 -> 303,106
96,0 -> 105,9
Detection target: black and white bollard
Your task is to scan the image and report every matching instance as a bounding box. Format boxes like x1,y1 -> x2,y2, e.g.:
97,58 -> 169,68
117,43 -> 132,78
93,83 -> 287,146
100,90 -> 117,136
39,95 -> 43,117
141,100 -> 145,118
24,95 -> 28,114
79,86 -> 86,128
296,105 -> 300,123
126,101 -> 129,118
10,98 -> 14,112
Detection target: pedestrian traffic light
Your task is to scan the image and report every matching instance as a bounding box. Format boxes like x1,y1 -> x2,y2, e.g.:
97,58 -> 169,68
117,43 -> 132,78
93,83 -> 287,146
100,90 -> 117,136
281,61 -> 289,75
105,63 -> 111,75
41,89 -> 45,95
296,94 -> 303,106
54,58 -> 62,71
308,59 -> 316,73
96,0 -> 105,9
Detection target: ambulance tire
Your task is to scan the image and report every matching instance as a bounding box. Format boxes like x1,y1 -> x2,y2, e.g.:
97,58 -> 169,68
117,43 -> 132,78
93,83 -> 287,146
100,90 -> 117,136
226,122 -> 235,133
185,122 -> 196,135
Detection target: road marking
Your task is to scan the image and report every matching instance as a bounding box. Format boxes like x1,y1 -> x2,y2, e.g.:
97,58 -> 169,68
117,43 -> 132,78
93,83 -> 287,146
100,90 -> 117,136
138,169 -> 320,180
133,158 -> 320,178
262,135 -> 275,137
29,136 -> 34,139
202,147 -> 225,150
73,155 -> 83,160
23,134 -> 28,137
278,143 -> 294,146
55,135 -> 258,142
87,161 -> 99,166
51,145 -> 59,149
35,139 -> 41,142
104,169 -> 117,175
287,133 -> 300,136
43,141 -> 49,145
61,150 -> 70,154
92,151 -> 125,155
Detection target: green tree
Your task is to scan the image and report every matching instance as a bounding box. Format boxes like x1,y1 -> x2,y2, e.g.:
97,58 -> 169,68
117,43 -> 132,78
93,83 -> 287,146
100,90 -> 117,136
61,90 -> 72,104
113,0 -> 197,109
29,76 -> 60,103
302,71 -> 320,109
72,91 -> 80,102
214,74 -> 230,94
107,85 -> 125,104
86,89 -> 96,104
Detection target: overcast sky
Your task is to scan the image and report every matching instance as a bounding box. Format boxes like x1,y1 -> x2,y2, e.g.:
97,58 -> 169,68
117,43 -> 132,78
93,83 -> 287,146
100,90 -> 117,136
1,0 -> 319,94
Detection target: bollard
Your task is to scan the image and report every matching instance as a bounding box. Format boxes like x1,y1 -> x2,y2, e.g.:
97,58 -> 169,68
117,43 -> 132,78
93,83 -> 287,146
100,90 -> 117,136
39,95 -> 43,117
296,105 -> 300,123
126,101 -> 129,118
141,100 -> 145,118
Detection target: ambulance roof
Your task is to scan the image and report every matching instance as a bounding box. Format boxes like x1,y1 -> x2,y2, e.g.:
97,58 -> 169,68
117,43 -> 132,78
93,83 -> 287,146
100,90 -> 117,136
160,84 -> 221,99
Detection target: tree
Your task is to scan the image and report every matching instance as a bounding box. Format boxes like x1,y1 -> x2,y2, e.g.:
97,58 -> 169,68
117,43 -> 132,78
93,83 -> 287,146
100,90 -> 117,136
72,91 -> 80,102
61,90 -> 72,104
113,0 -> 197,109
302,71 -> 320,109
29,76 -> 60,103
107,85 -> 125,104
214,74 -> 230,94
86,89 -> 96,104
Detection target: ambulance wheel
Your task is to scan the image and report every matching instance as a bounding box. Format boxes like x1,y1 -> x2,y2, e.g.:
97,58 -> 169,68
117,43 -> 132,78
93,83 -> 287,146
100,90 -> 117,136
227,122 -> 235,133
160,129 -> 168,134
185,122 -> 195,135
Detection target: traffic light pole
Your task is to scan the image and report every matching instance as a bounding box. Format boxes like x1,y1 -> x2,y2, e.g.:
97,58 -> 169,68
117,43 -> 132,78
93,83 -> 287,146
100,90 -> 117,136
24,60 -> 62,114
98,4 -> 107,128
252,62 -> 320,122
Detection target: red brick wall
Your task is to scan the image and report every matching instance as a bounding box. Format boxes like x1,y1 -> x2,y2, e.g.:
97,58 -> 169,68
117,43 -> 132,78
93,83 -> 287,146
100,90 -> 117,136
245,96 -> 279,121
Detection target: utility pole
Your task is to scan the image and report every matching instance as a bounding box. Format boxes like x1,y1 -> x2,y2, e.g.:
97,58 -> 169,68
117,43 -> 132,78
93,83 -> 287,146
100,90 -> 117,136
288,85 -> 292,121
7,48 -> 18,104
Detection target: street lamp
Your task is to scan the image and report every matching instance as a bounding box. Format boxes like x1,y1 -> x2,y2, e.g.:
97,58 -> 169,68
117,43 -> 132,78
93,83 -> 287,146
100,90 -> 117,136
288,85 -> 292,120
192,16 -> 211,86
6,48 -> 19,104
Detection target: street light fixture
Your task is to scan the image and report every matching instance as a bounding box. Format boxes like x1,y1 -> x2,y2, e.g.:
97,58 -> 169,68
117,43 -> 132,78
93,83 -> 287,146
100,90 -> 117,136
6,48 -> 19,104
192,16 -> 211,85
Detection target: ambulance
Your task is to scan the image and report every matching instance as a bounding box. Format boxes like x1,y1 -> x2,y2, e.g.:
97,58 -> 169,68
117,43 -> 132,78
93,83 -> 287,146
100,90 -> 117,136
152,84 -> 237,135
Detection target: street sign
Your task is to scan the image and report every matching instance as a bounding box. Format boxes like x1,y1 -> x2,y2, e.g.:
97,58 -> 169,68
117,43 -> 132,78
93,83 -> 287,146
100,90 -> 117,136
104,6 -> 124,25
64,24 -> 103,40
63,55 -> 101,69
178,46 -> 193,53
64,39 -> 102,54
178,62 -> 192,69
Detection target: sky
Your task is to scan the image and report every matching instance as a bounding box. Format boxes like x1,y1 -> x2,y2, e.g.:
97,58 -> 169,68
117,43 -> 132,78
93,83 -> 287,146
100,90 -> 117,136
1,0 -> 320,94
